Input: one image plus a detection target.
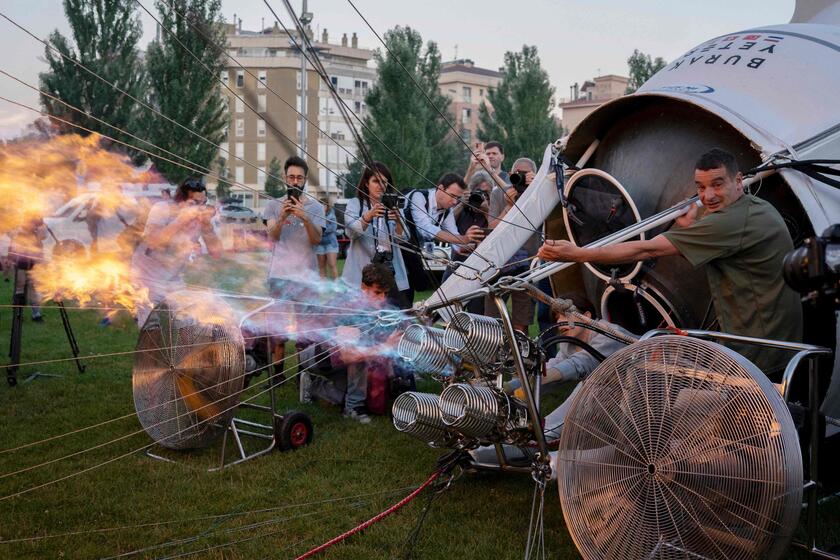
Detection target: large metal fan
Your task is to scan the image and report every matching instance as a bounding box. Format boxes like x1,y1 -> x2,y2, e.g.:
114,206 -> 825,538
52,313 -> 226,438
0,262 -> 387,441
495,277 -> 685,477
558,335 -> 803,560
133,293 -> 246,450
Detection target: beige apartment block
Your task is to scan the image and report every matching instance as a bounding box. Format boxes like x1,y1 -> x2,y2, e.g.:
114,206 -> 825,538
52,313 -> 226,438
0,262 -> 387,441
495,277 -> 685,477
439,59 -> 503,146
218,23 -> 374,208
558,74 -> 629,133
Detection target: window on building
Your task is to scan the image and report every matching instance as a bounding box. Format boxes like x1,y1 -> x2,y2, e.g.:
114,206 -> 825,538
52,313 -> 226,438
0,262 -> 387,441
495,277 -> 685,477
257,119 -> 265,137
221,71 -> 229,86
461,108 -> 471,123
462,86 -> 472,102
257,166 -> 266,188
235,118 -> 244,137
296,71 -> 302,90
235,97 -> 244,113
258,94 -> 266,112
236,70 -> 244,88
235,142 -> 244,158
354,101 -> 361,113
235,166 -> 244,184
257,142 -> 266,161
461,129 -> 471,143
258,70 -> 267,88
219,142 -> 229,157
296,95 -> 301,112
331,76 -> 338,87
479,88 -> 484,97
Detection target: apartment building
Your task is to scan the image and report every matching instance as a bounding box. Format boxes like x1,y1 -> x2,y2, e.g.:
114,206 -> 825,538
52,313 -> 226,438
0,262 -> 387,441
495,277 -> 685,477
219,22 -> 374,208
438,59 -> 503,145
557,74 -> 629,133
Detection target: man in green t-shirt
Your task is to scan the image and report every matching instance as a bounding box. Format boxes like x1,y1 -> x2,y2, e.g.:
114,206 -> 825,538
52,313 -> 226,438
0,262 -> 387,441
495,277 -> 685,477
537,148 -> 803,376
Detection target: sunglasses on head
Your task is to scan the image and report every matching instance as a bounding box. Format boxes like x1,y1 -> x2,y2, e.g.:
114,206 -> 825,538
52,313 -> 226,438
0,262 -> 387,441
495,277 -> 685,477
183,178 -> 206,192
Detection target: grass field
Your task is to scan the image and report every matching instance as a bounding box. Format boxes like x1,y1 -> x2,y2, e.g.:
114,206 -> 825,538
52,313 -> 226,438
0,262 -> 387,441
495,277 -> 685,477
0,254 -> 838,559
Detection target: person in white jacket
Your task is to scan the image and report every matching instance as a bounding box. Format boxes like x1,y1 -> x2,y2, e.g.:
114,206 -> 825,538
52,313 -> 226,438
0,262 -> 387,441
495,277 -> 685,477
342,161 -> 410,306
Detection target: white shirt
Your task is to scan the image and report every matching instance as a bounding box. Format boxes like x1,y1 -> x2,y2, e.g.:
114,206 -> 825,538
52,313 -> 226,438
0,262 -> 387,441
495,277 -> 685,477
407,189 -> 459,242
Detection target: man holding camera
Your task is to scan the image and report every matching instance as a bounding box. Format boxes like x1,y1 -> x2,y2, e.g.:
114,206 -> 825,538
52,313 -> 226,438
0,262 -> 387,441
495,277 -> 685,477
483,157 -> 541,332
262,156 -> 326,370
402,173 -> 485,300
538,148 -> 802,376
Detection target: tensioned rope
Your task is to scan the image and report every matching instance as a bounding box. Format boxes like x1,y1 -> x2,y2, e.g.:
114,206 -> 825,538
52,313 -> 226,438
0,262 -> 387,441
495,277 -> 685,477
0,329 -> 373,501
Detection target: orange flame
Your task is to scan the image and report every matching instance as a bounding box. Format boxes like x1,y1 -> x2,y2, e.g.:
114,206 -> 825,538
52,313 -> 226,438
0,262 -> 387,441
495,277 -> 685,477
29,252 -> 150,315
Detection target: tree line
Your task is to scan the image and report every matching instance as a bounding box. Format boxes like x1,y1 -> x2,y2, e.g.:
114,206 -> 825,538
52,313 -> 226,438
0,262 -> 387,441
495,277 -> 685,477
39,0 -> 664,200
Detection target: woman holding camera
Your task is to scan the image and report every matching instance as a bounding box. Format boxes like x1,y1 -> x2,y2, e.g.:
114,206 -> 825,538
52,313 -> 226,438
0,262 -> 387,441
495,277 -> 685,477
342,161 -> 409,307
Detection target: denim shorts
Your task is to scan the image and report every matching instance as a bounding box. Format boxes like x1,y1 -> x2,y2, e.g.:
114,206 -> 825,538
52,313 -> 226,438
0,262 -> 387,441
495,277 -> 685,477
314,241 -> 339,255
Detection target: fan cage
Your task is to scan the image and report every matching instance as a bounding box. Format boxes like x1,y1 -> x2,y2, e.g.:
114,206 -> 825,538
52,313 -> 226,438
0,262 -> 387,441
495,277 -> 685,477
132,296 -> 246,450
558,335 -> 802,560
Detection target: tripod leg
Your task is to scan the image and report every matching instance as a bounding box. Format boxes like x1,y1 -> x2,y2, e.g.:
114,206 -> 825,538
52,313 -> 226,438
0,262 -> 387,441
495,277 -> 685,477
7,268 -> 26,386
57,302 -> 85,373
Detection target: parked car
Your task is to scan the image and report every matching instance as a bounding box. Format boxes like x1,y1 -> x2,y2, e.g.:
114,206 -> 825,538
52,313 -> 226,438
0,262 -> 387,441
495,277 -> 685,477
218,204 -> 257,223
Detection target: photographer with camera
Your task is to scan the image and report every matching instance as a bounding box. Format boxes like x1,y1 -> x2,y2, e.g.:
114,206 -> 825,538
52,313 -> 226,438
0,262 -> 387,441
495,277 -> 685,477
342,161 -> 409,307
465,140 -> 509,186
262,156 -> 326,370
131,177 -> 222,326
402,173 -> 486,303
443,171 -> 493,312
483,157 -> 541,332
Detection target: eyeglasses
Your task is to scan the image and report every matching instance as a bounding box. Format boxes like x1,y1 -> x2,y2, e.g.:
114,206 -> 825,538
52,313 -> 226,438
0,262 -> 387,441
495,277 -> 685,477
285,174 -> 306,183
183,178 -> 206,192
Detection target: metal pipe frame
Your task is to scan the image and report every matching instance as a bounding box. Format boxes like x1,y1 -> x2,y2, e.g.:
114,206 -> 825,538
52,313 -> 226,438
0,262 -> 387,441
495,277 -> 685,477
492,295 -> 549,460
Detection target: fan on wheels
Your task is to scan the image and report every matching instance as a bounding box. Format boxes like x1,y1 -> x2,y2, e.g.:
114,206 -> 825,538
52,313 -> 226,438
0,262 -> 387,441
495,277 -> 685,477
558,335 -> 803,560
132,293 -> 246,450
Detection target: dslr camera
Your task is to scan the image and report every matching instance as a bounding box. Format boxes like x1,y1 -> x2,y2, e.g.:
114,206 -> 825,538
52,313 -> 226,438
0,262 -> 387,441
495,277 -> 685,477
509,172 -> 529,195
467,189 -> 489,208
783,224 -> 840,303
381,192 -> 405,210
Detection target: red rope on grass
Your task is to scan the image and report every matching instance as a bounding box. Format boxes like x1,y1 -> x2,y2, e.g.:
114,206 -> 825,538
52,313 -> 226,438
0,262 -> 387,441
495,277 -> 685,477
293,470 -> 443,560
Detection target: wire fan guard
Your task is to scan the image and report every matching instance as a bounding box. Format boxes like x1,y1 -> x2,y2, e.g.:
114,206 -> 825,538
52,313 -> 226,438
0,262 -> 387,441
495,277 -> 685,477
133,293 -> 246,450
558,335 -> 802,560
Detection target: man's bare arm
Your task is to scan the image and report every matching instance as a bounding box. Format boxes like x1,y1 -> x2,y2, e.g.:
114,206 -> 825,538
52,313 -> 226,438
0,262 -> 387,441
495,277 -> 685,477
538,234 -> 681,264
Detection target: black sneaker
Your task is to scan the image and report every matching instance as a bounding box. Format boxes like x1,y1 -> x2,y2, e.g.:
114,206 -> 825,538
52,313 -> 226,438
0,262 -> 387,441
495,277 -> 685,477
31,316 -> 44,323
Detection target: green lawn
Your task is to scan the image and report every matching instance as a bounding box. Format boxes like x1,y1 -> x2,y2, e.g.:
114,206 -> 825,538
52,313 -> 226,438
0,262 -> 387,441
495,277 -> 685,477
0,255 -> 838,559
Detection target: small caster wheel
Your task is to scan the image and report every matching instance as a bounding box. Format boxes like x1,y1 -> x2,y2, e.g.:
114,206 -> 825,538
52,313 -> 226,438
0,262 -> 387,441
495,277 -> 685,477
276,410 -> 313,451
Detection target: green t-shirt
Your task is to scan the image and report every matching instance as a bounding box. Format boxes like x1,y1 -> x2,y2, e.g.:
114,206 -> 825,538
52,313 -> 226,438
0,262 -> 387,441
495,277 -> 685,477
663,195 -> 803,375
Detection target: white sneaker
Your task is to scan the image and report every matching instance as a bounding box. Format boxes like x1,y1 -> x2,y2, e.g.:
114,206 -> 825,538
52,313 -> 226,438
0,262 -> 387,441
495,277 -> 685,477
343,408 -> 371,424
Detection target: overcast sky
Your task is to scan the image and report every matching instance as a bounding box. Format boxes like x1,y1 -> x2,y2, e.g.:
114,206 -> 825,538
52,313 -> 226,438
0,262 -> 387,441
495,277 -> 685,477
0,0 -> 794,139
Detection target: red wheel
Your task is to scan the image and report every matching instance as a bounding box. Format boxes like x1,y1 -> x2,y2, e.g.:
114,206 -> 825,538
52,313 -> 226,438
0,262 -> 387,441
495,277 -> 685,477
277,411 -> 313,451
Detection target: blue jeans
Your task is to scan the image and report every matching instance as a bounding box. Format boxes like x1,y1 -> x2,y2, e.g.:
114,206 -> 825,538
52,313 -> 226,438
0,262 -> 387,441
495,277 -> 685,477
344,362 -> 367,413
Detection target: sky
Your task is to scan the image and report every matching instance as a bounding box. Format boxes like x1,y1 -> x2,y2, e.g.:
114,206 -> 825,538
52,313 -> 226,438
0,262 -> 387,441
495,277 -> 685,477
0,0 -> 795,139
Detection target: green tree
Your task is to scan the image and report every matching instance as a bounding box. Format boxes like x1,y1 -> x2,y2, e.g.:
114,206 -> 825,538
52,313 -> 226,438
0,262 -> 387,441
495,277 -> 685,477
626,49 -> 667,93
264,156 -> 285,199
144,0 -> 227,183
477,45 -> 560,165
215,156 -> 231,200
361,26 -> 461,190
39,0 -> 146,153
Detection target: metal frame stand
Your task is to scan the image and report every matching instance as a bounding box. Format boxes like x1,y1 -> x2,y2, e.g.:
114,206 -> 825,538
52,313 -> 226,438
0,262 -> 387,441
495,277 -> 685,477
6,265 -> 84,386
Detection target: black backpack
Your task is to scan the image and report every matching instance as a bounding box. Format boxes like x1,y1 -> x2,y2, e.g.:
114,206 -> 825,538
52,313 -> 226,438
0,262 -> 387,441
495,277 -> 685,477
400,189 -> 450,292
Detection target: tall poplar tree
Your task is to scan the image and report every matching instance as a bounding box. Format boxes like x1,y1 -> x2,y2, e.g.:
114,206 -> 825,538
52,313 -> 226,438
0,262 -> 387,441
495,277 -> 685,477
477,45 -> 560,164
361,26 -> 461,190
144,0 -> 227,183
40,0 -> 146,153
